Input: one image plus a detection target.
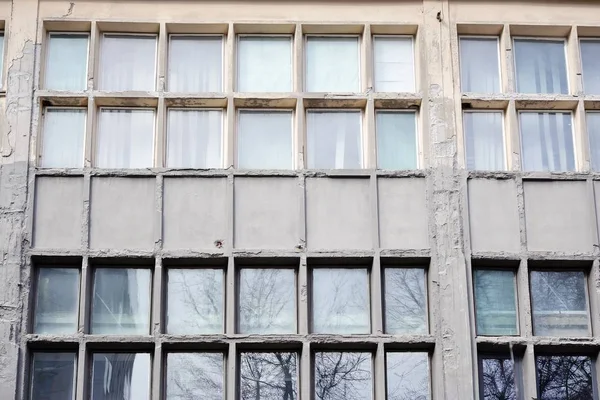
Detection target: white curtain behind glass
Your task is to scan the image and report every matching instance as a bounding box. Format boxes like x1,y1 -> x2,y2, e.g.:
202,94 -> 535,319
514,39 -> 568,94
580,40 -> 600,95
307,111 -> 361,169
520,112 -> 574,172
238,36 -> 292,92
587,113 -> 600,171
459,37 -> 500,93
306,37 -> 359,92
376,111 -> 417,170
463,112 -> 504,170
99,35 -> 156,91
45,34 -> 88,91
238,110 -> 293,169
167,109 -> 222,168
96,109 -> 154,168
373,37 -> 414,92
0,35 -> 4,86
41,108 -> 86,168
168,36 -> 222,92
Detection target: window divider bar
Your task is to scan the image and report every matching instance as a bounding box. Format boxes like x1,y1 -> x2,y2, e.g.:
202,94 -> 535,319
152,256 -> 163,335
88,21 -> 98,91
298,255 -> 308,335
365,99 -> 376,169
295,95 -> 305,170
225,96 -> 235,169
300,341 -> 311,400
294,24 -> 303,94
374,342 -> 386,400
227,342 -> 237,400
506,100 -> 519,171
575,99 -> 590,171
151,340 -> 162,400
84,99 -> 95,169
225,255 -> 235,335
74,342 -> 88,400
521,344 -> 538,399
155,97 -> 165,168
567,25 -> 583,96
500,24 -> 514,94
363,24 -> 372,93
226,23 -> 235,93
157,22 -> 167,92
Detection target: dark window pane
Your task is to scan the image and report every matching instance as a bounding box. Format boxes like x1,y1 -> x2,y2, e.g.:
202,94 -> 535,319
91,353 -> 150,400
31,353 -> 76,400
480,358 -> 516,400
240,352 -> 298,400
166,353 -> 223,400
384,268 -> 427,334
474,270 -> 518,335
314,352 -> 372,400
536,355 -> 593,400
386,352 -> 430,400
34,268 -> 79,334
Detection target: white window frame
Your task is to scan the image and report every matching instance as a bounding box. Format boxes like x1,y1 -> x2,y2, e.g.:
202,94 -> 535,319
458,35 -> 502,94
38,106 -> 88,168
44,31 -> 90,91
374,109 -> 419,170
462,109 -> 507,171
371,34 -> 416,93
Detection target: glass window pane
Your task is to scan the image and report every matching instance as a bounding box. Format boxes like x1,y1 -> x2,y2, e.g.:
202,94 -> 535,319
167,268 -> 223,334
580,40 -> 600,95
480,357 -> 516,400
91,268 -> 151,335
314,352 -> 372,400
474,270 -> 518,336
237,110 -> 293,169
384,268 -> 427,334
41,108 -> 86,168
168,36 -> 222,92
99,35 -> 156,91
166,353 -> 223,400
376,111 -> 417,170
514,39 -> 568,94
96,108 -> 155,168
238,36 -> 292,92
312,268 -> 370,334
45,34 -> 88,90
167,109 -> 222,168
240,352 -> 298,400
386,352 -> 430,400
459,37 -> 500,93
519,112 -> 574,172
306,37 -> 359,92
586,112 -> 600,171
91,353 -> 150,400
536,355 -> 593,400
0,33 -> 4,86
464,112 -> 505,171
530,271 -> 589,336
307,111 -> 362,169
31,353 -> 76,400
34,268 -> 79,334
373,36 -> 414,92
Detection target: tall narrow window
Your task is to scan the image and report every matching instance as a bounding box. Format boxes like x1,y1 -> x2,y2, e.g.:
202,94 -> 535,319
384,268 -> 427,334
166,109 -> 222,168
464,111 -> 505,170
314,352 -> 372,400
41,108 -> 86,168
240,352 -> 298,400
459,37 -> 500,93
373,36 -> 414,92
519,112 -> 574,172
98,34 -> 156,91
306,36 -> 359,92
386,352 -> 430,400
166,353 -> 224,400
168,36 -> 222,92
307,110 -> 362,169
96,108 -> 155,168
474,270 -> 518,336
91,353 -> 150,400
580,40 -> 600,95
514,39 -> 568,94
44,33 -> 88,90
237,110 -> 293,169
33,268 -> 79,334
536,355 -> 593,400
479,356 -> 517,400
0,33 -> 4,85
31,353 -> 76,400
238,36 -> 292,92
376,111 -> 417,170
586,112 -> 600,171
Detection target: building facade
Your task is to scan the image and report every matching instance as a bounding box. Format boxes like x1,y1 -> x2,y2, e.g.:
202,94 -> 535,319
1,0 -> 600,399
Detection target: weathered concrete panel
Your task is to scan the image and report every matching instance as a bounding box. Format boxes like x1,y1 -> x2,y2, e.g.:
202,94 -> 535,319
378,178 -> 429,249
525,181 -> 595,253
33,177 -> 83,249
234,177 -> 299,249
90,177 -> 155,250
306,178 -> 371,250
163,177 -> 227,250
468,179 -> 520,253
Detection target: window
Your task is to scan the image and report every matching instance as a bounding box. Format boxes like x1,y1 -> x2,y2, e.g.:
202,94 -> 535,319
0,32 -> 4,84
33,268 -> 79,334
376,111 -> 417,170
463,111 -> 505,171
306,110 -> 362,169
40,108 -> 86,168
519,111 -> 574,172
96,108 -> 155,168
530,271 -> 589,337
240,352 -> 298,400
384,268 -> 427,334
98,34 -> 156,91
166,353 -> 223,400
586,112 -> 600,171
168,35 -> 222,92
91,353 -> 150,400
580,40 -> 600,95
306,36 -> 359,92
373,36 -> 414,92
238,36 -> 292,92
514,39 -> 568,94
91,268 -> 151,335
44,33 -> 88,90
536,355 -> 593,400
237,110 -> 293,169
166,268 -> 223,334
459,37 -> 500,93
166,109 -> 222,168
238,268 -> 296,334
30,353 -> 76,400
473,270 -> 518,336
311,268 -> 370,334
314,352 -> 372,400
479,356 -> 517,400
386,352 -> 430,400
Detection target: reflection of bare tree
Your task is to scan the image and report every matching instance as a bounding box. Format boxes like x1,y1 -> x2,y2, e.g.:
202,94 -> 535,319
167,353 -> 223,400
481,358 -> 516,400
536,356 -> 592,400
387,353 -> 429,400
385,269 -> 427,334
240,352 -> 297,400
314,352 -> 372,400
